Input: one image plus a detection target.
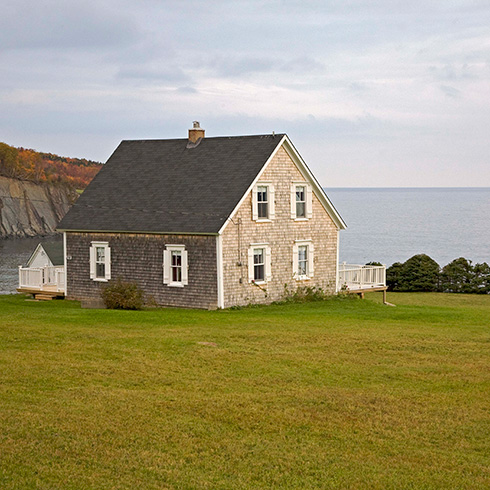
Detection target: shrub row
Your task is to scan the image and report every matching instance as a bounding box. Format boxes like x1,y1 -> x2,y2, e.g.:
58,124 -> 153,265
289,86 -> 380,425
385,254 -> 490,293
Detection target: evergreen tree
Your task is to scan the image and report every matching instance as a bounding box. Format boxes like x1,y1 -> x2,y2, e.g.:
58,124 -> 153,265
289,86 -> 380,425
386,262 -> 403,291
398,254 -> 440,292
441,257 -> 474,293
472,262 -> 490,294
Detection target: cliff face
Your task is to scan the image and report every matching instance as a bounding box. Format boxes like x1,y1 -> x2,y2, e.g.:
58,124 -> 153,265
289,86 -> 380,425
0,176 -> 76,238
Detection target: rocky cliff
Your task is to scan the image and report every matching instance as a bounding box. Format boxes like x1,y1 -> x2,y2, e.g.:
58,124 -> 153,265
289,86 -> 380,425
0,176 -> 76,238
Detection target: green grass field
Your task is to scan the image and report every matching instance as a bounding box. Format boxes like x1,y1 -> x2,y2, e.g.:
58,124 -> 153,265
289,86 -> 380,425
0,293 -> 489,489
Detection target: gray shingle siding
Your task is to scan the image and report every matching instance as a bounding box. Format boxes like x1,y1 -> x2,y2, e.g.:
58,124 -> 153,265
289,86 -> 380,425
66,232 -> 218,309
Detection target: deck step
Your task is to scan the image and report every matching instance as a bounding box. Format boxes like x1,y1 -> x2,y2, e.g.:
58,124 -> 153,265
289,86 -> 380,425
34,294 -> 54,301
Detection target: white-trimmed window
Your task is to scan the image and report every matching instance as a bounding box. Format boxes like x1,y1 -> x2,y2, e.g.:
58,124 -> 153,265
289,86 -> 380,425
248,244 -> 272,283
293,240 -> 314,280
163,244 -> 188,287
252,183 -> 275,221
291,183 -> 312,220
90,241 -> 111,281
298,245 -> 308,275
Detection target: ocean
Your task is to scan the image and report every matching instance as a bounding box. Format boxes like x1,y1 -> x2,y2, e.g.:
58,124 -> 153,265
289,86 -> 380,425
327,187 -> 490,267
1,188 -> 489,294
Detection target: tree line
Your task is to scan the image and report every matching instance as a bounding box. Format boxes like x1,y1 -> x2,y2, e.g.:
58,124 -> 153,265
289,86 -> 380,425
384,254 -> 490,294
0,142 -> 101,189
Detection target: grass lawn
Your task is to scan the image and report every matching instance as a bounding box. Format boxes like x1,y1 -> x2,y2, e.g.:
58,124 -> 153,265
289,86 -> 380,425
0,293 -> 489,489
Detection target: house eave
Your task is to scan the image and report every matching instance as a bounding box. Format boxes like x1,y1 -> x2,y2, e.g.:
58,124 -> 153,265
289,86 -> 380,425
57,228 -> 220,236
281,136 -> 347,230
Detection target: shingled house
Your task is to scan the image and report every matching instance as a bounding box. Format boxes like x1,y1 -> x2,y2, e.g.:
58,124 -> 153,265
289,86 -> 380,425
58,123 -> 347,308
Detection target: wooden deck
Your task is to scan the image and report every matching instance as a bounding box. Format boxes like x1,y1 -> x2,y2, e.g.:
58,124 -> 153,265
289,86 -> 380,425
17,286 -> 65,300
338,263 -> 388,302
18,265 -> 65,300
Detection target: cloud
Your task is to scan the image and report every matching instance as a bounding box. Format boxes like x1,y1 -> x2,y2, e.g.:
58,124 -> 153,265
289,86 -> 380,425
440,85 -> 462,98
116,66 -> 190,84
428,61 -> 490,82
205,56 -> 276,78
0,1 -> 140,50
175,86 -> 198,94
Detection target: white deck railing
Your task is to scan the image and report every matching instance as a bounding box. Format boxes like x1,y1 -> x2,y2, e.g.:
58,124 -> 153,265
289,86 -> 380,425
338,263 -> 386,291
18,266 -> 65,292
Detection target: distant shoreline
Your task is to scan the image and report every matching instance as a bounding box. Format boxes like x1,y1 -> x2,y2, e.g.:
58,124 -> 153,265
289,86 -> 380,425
324,187 -> 490,191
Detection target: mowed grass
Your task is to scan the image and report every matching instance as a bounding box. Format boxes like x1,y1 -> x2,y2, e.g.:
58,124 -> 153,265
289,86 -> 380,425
0,293 -> 489,489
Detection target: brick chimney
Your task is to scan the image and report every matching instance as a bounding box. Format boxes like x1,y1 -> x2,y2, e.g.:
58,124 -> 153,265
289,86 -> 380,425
188,121 -> 205,143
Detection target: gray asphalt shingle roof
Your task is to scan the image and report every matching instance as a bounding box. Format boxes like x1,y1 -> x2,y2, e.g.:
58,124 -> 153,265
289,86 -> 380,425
26,239 -> 64,266
42,240 -> 64,266
58,134 -> 285,234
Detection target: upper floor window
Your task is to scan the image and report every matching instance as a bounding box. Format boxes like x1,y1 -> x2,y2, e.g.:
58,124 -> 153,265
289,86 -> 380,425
163,244 -> 188,287
257,186 -> 268,219
291,183 -> 312,220
293,240 -> 314,280
90,241 -> 111,281
252,183 -> 275,221
296,185 -> 306,218
248,244 -> 272,283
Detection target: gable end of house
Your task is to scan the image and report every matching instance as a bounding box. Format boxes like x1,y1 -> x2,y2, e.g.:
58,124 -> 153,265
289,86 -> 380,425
218,135 -> 347,235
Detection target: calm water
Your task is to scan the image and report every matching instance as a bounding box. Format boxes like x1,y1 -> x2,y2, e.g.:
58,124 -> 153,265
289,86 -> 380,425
1,188 -> 489,293
327,187 -> 490,267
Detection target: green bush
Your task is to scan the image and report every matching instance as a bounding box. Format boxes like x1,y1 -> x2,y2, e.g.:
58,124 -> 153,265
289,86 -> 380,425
441,257 -> 474,293
285,285 -> 326,302
472,262 -> 490,294
281,284 -> 356,303
101,279 -> 144,310
441,258 -> 490,294
386,261 -> 403,291
387,254 -> 440,292
400,254 -> 440,292
387,254 -> 490,294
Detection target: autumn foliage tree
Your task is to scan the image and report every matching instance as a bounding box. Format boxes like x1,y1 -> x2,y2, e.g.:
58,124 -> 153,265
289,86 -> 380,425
0,142 -> 101,189
0,142 -> 20,178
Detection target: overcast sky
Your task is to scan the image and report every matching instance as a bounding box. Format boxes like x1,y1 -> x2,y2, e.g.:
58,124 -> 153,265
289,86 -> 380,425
1,0 -> 489,187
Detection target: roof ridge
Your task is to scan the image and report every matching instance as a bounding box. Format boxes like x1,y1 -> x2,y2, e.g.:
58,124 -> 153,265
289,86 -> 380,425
121,133 -> 287,143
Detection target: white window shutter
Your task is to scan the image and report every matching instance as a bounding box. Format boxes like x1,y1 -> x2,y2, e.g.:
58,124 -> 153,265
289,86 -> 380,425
292,243 -> 298,278
268,184 -> 275,220
307,185 -> 313,219
248,247 -> 254,282
265,246 -> 272,282
252,187 -> 258,221
291,184 -> 296,219
308,243 -> 315,278
182,250 -> 188,285
105,246 -> 111,280
163,249 -> 170,284
89,245 -> 96,279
